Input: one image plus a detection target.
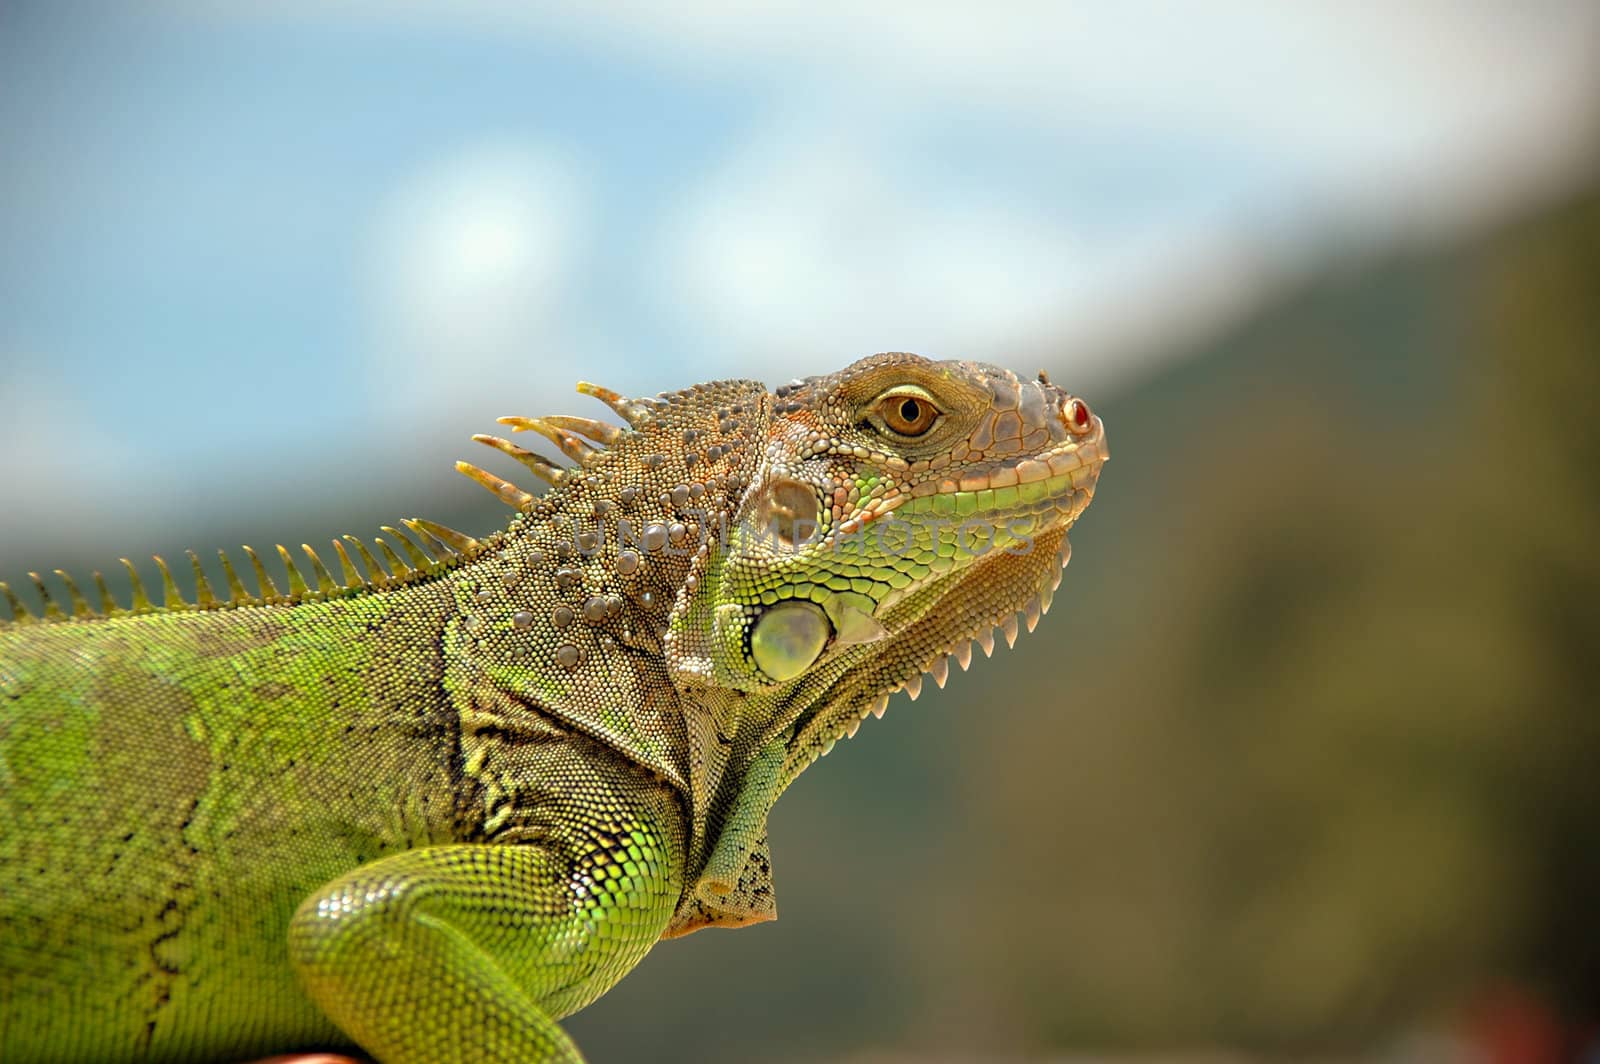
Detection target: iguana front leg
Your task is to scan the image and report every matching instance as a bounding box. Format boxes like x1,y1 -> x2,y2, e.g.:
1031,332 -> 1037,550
288,776 -> 685,1064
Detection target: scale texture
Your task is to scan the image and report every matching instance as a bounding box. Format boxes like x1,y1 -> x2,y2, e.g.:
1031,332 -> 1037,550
0,352 -> 1107,1063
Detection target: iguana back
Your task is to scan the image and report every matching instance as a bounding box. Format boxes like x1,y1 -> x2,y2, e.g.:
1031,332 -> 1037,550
1,591 -> 464,1058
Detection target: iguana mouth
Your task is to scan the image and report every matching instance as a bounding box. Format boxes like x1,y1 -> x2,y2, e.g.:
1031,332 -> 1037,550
879,427 -> 1105,516
776,408 -> 1106,780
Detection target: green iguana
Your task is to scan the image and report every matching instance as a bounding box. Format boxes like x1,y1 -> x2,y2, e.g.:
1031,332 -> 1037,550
0,352 -> 1106,1063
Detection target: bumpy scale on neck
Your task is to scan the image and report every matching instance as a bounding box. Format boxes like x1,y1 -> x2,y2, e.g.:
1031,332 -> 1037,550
438,377 -> 781,933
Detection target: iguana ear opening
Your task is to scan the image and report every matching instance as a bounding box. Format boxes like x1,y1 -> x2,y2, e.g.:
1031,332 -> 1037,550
751,478 -> 821,549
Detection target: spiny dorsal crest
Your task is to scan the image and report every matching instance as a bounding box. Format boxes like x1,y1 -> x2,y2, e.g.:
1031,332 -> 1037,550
0,379 -> 657,627
452,380 -> 658,513
0,520 -> 477,626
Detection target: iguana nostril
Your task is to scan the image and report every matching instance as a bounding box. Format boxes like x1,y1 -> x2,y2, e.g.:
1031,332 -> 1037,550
750,600 -> 832,681
1065,397 -> 1093,434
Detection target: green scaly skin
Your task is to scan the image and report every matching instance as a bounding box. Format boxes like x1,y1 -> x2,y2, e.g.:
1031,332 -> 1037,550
0,352 -> 1107,1063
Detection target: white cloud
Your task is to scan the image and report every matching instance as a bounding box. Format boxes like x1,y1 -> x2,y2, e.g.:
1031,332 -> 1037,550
650,121 -> 1265,382
578,2 -> 1597,224
653,126 -> 1079,372
192,1 -> 1600,196
190,0 -> 1600,387
360,141 -> 592,411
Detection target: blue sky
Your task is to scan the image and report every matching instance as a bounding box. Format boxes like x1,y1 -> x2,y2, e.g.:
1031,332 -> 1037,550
2,2 -> 1598,559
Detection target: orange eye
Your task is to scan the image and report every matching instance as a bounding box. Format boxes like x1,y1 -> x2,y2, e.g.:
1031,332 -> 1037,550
876,393 -> 941,436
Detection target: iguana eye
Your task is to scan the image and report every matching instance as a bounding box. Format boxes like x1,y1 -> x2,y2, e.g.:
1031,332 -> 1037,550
874,391 -> 941,437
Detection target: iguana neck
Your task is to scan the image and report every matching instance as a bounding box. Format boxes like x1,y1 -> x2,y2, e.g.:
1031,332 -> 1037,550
438,379 -> 779,892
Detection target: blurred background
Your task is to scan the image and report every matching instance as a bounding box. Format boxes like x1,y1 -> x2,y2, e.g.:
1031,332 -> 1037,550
4,3 -> 1600,1061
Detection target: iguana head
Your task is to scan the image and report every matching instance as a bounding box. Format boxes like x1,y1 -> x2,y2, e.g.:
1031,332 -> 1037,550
666,352 -> 1105,779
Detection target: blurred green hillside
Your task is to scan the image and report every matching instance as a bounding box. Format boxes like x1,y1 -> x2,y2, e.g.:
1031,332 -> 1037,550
3,163 -> 1596,1062
570,168 -> 1600,1061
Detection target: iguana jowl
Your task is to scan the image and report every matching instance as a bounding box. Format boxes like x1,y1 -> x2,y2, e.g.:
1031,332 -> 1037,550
0,352 -> 1107,1063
